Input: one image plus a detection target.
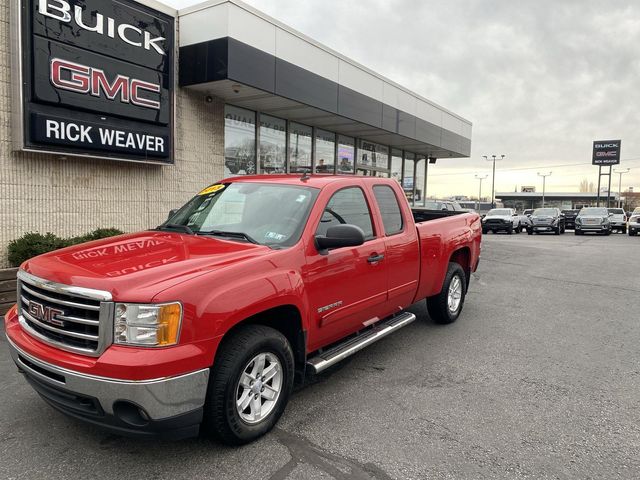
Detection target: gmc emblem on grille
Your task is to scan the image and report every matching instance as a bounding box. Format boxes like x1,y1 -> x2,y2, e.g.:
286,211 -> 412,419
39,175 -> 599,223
27,301 -> 65,327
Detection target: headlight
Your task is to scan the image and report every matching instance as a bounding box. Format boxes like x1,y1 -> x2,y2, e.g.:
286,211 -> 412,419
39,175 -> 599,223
114,302 -> 182,346
575,217 -> 582,224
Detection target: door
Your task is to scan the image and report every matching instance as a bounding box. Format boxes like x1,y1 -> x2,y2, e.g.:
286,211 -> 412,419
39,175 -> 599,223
371,184 -> 420,310
303,186 -> 388,350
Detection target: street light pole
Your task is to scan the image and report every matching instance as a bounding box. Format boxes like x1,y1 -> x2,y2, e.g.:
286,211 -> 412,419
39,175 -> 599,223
483,154 -> 505,208
537,172 -> 552,207
475,174 -> 488,211
613,168 -> 630,208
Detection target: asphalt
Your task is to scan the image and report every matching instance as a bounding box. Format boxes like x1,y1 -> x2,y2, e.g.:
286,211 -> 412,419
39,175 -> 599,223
1,231 -> 639,479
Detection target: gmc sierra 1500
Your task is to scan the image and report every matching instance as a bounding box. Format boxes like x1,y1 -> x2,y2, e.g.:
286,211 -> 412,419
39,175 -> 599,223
5,175 -> 481,444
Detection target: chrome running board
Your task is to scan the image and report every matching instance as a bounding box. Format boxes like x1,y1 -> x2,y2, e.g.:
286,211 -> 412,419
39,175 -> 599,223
306,312 -> 416,374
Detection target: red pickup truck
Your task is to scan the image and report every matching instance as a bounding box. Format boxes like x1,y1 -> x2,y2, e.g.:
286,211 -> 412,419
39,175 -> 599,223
4,175 -> 481,444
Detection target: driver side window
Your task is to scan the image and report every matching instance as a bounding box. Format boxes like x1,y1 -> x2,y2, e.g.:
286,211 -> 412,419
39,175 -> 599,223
316,187 -> 374,239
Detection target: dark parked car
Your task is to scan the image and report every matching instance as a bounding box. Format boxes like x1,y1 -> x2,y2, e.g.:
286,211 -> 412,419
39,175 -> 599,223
527,207 -> 565,235
561,209 -> 579,230
628,208 -> 640,236
574,207 -> 612,235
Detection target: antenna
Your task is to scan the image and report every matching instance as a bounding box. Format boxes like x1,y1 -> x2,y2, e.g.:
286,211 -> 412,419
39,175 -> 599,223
300,170 -> 311,181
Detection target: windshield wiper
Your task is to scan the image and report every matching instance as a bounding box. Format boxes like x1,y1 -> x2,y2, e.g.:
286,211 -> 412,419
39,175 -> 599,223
156,224 -> 194,235
199,230 -> 259,244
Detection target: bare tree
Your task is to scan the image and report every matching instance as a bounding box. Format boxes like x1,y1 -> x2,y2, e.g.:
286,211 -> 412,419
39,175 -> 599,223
579,179 -> 595,192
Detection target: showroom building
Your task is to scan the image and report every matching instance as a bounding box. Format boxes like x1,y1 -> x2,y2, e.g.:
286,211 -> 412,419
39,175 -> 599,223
0,0 -> 472,267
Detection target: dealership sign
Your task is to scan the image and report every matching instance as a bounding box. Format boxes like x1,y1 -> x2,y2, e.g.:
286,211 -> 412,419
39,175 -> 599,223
12,0 -> 175,163
592,140 -> 621,166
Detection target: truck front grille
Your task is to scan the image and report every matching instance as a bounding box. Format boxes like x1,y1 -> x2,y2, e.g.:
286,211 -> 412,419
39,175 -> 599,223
17,271 -> 113,356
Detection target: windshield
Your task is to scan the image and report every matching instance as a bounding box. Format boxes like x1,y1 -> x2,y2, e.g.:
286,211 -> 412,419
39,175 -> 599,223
164,182 -> 319,247
533,208 -> 556,216
608,208 -> 624,214
579,207 -> 607,216
487,209 -> 512,216
424,201 -> 445,210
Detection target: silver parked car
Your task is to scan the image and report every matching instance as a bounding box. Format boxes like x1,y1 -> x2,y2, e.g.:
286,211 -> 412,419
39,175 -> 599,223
574,207 -> 612,235
607,208 -> 627,234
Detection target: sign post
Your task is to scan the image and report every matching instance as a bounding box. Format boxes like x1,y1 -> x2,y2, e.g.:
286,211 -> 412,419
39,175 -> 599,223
592,140 -> 621,207
11,0 -> 175,164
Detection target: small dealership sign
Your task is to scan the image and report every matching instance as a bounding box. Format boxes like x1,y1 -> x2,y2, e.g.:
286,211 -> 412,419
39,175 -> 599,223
592,140 -> 621,166
11,0 -> 175,163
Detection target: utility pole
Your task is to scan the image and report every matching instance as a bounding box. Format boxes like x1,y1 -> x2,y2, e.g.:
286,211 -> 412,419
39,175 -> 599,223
613,168 -> 630,208
537,172 -> 552,207
483,154 -> 505,208
475,174 -> 488,211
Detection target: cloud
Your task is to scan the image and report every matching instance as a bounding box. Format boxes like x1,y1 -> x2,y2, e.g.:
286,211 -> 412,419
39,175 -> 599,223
169,0 -> 640,197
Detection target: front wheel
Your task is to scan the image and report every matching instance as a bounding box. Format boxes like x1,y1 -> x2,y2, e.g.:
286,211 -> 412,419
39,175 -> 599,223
203,325 -> 294,445
427,262 -> 466,324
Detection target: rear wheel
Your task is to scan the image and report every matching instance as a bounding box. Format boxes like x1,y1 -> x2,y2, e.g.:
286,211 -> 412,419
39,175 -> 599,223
621,226 -> 627,234
203,325 -> 294,445
427,263 -> 466,324
527,229 -> 533,235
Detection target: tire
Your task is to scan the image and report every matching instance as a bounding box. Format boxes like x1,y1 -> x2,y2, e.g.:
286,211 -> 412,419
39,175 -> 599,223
427,262 -> 466,324
630,230 -> 637,237
622,226 -> 627,234
482,228 -> 488,234
605,229 -> 611,236
554,226 -> 560,235
527,229 -> 533,235
203,325 -> 295,445
513,224 -> 520,234
507,227 -> 513,235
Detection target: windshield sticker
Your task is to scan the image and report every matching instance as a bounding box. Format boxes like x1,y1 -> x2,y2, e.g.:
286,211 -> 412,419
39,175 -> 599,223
198,184 -> 225,196
265,232 -> 287,241
295,194 -> 307,203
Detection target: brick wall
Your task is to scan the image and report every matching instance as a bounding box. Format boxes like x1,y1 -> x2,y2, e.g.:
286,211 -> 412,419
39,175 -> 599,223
0,0 -> 225,268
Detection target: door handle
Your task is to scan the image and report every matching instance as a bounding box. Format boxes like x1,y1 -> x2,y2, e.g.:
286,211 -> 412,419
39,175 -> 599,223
367,253 -> 384,263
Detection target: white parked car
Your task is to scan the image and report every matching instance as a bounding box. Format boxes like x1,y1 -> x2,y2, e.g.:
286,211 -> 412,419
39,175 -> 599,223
628,207 -> 640,236
481,208 -> 520,234
607,208 -> 627,234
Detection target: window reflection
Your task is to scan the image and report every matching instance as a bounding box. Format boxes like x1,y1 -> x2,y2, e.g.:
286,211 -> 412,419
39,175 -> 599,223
403,152 -> 415,203
224,105 -> 256,177
289,123 -> 312,173
315,129 -> 335,173
260,115 -> 286,174
358,140 -> 389,170
337,136 -> 355,173
391,149 -> 402,184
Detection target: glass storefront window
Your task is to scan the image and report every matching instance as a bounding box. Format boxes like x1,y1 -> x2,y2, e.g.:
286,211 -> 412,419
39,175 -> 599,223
259,114 -> 286,174
224,105 -> 256,177
315,129 -> 335,174
403,152 -> 415,203
415,156 -> 425,205
289,123 -> 312,173
391,149 -> 403,184
358,140 -> 389,170
337,136 -> 355,173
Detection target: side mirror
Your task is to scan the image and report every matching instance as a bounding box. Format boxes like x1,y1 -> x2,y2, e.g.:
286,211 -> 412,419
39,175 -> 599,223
315,224 -> 365,255
167,209 -> 178,220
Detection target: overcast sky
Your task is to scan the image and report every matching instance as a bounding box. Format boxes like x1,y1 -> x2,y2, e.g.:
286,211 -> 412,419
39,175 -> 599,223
168,0 -> 640,198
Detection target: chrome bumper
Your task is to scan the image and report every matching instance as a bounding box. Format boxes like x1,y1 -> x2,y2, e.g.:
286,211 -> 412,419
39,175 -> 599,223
7,336 -> 209,421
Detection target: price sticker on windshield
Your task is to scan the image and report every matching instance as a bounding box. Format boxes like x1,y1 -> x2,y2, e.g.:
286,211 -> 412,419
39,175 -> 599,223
198,184 -> 225,195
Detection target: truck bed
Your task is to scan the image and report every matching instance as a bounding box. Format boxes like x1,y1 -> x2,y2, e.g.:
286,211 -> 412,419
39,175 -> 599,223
411,209 -> 482,301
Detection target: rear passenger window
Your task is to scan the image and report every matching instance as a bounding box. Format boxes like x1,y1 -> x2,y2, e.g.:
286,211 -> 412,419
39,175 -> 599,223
373,185 -> 403,235
316,187 -> 374,239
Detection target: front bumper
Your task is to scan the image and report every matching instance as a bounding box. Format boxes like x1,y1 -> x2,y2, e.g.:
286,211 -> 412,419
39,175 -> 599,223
629,224 -> 640,233
531,224 -> 556,231
7,336 -> 209,439
575,224 -> 609,232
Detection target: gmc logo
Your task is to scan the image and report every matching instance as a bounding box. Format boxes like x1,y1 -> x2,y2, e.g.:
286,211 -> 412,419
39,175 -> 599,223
50,58 -> 161,110
27,301 -> 65,327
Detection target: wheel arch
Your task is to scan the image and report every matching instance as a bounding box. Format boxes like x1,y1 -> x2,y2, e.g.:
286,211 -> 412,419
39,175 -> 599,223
449,246 -> 471,288
215,305 -> 306,379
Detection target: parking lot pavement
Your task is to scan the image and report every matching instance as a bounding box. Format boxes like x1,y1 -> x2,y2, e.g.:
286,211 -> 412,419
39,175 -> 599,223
1,231 -> 639,480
